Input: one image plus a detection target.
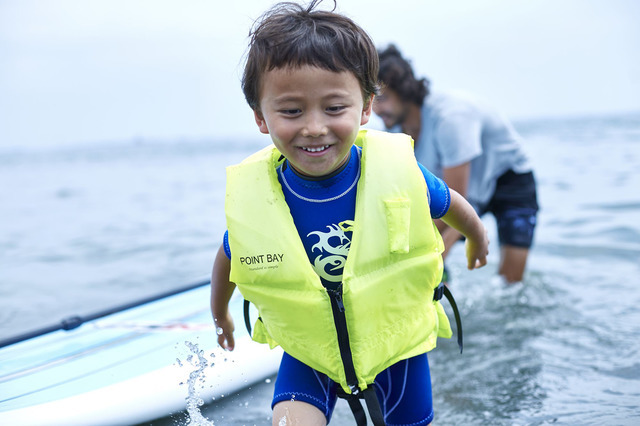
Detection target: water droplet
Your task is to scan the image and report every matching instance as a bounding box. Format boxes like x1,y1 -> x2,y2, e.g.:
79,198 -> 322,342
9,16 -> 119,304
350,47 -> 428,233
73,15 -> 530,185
265,378 -> 272,383
182,341 -> 214,425
216,327 -> 224,335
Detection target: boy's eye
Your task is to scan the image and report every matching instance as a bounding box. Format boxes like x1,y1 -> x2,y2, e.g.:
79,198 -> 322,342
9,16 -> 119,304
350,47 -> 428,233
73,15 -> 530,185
280,109 -> 301,116
326,105 -> 346,113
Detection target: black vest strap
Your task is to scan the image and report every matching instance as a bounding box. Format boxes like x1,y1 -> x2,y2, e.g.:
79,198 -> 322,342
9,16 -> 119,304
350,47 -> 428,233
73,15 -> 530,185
243,299 -> 252,335
444,284 -> 463,353
341,392 -> 367,426
337,386 -> 385,425
433,281 -> 463,353
363,387 -> 385,425
244,299 -> 264,337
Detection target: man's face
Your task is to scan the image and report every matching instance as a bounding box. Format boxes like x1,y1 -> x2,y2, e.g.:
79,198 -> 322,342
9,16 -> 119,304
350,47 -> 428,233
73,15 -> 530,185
372,88 -> 409,129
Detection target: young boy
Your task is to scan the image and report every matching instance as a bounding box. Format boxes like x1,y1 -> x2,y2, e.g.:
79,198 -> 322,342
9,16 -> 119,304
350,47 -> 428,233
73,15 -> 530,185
211,1 -> 489,425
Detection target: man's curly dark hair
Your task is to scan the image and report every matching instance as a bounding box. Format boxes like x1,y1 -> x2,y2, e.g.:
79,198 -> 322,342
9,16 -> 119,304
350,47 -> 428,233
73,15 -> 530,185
378,44 -> 429,106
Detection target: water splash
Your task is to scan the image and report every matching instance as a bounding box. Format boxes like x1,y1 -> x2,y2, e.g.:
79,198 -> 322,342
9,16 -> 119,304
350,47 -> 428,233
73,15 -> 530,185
182,340 -> 214,425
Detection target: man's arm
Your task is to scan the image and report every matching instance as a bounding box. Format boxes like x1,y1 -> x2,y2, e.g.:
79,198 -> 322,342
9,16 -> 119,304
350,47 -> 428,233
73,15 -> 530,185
432,105 -> 481,256
210,244 -> 237,351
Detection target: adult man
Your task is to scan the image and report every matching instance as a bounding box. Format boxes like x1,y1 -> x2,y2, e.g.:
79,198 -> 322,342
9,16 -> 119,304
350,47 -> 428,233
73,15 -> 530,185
374,44 -> 538,283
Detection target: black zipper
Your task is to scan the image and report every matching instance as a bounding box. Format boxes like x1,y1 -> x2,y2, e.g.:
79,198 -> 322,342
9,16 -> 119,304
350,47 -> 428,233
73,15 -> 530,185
327,283 -> 360,394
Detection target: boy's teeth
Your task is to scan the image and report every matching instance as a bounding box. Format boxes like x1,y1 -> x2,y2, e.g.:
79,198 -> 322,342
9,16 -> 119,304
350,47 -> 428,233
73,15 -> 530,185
302,145 -> 330,152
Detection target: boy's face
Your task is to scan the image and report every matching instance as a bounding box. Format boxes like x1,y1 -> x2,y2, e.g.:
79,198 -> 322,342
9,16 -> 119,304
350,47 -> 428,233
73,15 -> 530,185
254,65 -> 372,177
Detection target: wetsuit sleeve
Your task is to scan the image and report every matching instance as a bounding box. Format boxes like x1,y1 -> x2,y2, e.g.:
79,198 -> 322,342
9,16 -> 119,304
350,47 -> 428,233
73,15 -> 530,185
223,230 -> 231,259
418,162 -> 450,219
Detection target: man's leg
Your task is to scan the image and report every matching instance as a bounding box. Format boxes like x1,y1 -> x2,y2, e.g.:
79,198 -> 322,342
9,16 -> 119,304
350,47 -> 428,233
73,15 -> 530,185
491,170 -> 539,283
499,245 -> 529,283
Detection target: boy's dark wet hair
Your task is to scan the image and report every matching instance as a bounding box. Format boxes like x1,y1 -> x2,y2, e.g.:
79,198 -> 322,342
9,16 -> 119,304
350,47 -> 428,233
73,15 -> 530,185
242,0 -> 379,112
378,44 -> 429,106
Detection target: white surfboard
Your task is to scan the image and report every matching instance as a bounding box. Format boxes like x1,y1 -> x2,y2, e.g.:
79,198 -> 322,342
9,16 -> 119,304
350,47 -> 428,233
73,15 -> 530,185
0,283 -> 282,425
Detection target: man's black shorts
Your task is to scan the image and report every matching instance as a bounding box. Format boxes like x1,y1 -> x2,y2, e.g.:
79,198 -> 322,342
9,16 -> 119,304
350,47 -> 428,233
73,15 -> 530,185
480,170 -> 539,248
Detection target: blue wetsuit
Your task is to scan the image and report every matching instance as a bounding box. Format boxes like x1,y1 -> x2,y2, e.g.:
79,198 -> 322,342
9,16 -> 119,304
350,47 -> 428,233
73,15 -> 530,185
224,144 -> 450,424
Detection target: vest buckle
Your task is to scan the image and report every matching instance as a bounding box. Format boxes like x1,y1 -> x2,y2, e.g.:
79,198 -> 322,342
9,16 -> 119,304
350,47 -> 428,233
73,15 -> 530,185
349,384 -> 360,395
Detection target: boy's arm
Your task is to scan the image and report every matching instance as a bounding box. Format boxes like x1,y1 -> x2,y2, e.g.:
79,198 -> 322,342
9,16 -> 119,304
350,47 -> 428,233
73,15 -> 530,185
210,243 -> 237,351
434,161 -> 471,259
439,188 -> 489,270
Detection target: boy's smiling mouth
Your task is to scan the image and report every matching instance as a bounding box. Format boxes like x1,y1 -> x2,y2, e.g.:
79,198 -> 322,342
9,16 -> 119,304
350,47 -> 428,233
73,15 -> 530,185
301,145 -> 330,153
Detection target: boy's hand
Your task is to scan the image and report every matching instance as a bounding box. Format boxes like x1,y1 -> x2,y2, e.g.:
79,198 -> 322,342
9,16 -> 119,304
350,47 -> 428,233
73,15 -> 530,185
441,189 -> 490,270
465,225 -> 489,270
214,311 -> 235,351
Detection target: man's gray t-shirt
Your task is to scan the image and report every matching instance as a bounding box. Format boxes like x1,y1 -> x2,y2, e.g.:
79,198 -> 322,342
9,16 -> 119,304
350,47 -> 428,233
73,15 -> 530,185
392,90 -> 532,211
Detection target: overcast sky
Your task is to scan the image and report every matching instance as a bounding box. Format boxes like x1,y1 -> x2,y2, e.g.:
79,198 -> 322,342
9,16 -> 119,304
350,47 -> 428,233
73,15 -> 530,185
1,0 -> 639,149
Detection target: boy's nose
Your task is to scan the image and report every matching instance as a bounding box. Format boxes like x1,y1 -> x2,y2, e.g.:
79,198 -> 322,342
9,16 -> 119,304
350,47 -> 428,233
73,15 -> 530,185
301,113 -> 328,137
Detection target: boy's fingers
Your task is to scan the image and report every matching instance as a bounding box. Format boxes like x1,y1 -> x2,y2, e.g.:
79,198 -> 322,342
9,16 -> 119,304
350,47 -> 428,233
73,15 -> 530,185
217,334 -> 227,349
217,330 -> 235,351
467,256 -> 487,270
226,332 -> 235,351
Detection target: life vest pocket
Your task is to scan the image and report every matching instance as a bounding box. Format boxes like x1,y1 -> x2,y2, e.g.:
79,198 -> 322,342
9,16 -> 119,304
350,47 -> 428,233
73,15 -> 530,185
384,198 -> 411,253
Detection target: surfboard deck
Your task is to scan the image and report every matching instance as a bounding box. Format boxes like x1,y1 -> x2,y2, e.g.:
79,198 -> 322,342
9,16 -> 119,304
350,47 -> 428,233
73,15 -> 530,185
0,284 -> 282,425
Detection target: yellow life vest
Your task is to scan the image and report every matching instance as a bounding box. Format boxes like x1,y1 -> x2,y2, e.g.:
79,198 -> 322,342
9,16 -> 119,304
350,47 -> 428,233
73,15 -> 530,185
225,129 -> 452,393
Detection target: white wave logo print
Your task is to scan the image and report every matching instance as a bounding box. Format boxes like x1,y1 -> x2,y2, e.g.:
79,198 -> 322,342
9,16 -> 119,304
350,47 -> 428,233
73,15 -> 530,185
307,224 -> 351,283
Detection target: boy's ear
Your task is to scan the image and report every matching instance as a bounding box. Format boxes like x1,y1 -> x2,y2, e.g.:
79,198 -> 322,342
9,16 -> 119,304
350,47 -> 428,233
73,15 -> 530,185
360,95 -> 374,126
254,109 -> 269,134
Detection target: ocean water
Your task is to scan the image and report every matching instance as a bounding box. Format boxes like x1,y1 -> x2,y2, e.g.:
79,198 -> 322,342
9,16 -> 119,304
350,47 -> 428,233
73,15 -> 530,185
1,113 -> 640,425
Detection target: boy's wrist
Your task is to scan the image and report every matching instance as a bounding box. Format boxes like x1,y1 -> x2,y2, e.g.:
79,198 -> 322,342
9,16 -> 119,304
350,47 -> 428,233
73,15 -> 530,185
212,307 -> 229,322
